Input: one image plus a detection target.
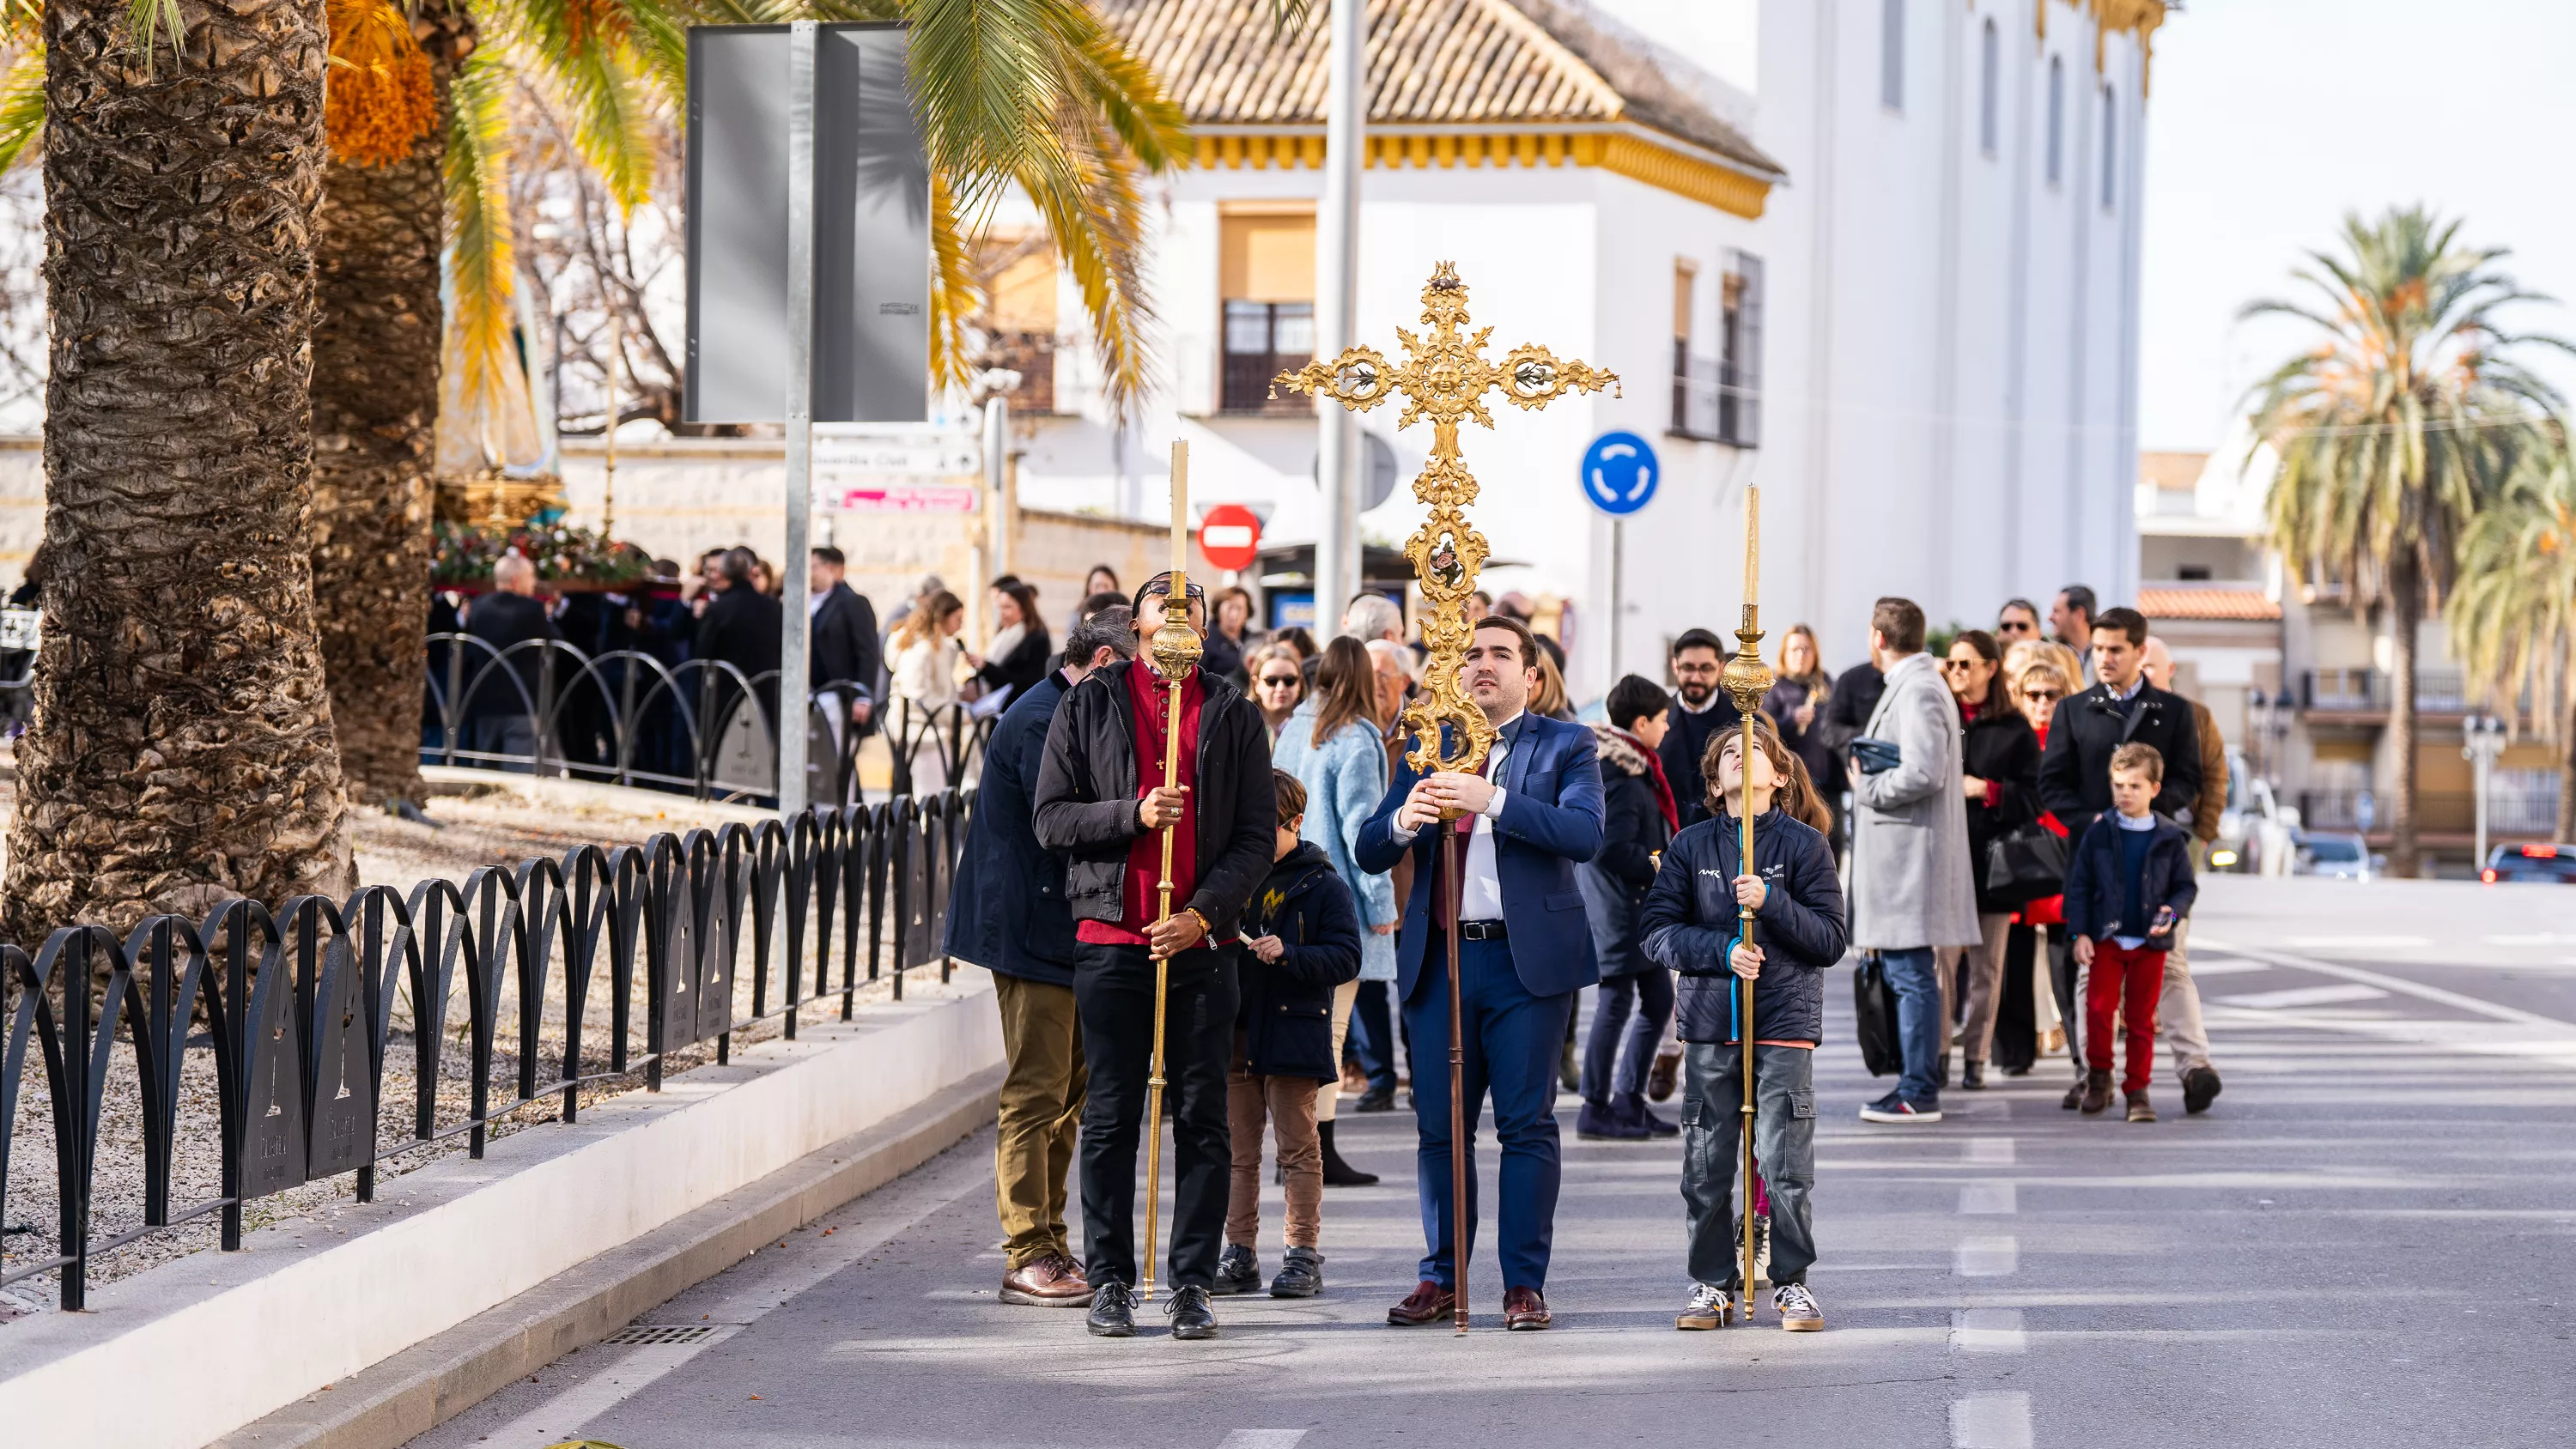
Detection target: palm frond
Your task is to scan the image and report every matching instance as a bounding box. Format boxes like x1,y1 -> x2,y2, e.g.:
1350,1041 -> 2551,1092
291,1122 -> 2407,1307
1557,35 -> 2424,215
0,44 -> 43,173
122,0 -> 186,74
479,0 -> 665,213
926,171 -> 978,397
444,48 -> 519,427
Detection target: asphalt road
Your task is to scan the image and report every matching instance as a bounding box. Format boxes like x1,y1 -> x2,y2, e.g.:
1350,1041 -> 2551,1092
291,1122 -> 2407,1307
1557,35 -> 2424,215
410,876 -> 2576,1449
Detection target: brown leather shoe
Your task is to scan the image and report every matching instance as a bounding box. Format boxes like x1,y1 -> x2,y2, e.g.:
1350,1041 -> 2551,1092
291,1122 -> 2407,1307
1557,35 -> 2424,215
1386,1279 -> 1455,1326
1504,1285 -> 1552,1331
999,1252 -> 1094,1307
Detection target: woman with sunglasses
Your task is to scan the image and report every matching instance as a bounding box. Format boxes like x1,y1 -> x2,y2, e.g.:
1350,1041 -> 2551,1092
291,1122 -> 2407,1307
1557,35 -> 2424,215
1249,642 -> 1307,740
1940,629 -> 2038,1090
1992,650 -> 2077,1074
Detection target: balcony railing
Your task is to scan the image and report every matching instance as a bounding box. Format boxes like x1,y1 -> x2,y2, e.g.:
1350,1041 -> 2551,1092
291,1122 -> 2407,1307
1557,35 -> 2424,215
2296,788 -> 2557,835
1669,341 -> 1759,447
2300,668 -> 2468,713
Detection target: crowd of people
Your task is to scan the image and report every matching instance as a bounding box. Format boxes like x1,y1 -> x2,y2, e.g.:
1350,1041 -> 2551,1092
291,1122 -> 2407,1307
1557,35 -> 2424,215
922,567 -> 2231,1341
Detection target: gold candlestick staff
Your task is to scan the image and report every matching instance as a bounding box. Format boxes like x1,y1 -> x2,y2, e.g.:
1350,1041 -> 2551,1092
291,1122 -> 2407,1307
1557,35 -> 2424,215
1280,263 -> 1615,1332
1136,439 -> 1201,1306
1716,484 -> 1774,1324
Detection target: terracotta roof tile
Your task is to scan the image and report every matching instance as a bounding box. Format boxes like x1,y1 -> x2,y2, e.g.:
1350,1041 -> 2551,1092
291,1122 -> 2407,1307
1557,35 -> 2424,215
2137,585 -> 2283,622
1094,0 -> 1783,177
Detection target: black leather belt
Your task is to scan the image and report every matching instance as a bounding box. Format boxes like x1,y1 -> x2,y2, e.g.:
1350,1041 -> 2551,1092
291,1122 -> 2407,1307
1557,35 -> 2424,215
1456,919 -> 1508,942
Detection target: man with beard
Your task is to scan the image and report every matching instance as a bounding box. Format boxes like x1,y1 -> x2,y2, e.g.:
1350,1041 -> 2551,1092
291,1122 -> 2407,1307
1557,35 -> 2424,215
1358,615 -> 1606,1331
1034,574 -> 1276,1342
1661,628 -> 1742,829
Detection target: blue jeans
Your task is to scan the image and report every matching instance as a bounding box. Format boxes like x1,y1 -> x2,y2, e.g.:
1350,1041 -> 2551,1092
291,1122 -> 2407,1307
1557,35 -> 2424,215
1348,979 -> 1398,1094
1880,947 -> 1943,1106
1402,935 -> 1575,1292
1580,967 -> 1673,1104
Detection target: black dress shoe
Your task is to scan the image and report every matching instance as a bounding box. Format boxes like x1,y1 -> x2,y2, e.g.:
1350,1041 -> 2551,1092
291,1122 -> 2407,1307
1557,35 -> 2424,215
1354,1086 -> 1397,1113
1086,1280 -> 1135,1337
1962,1060 -> 1985,1091
1320,1120 -> 1380,1186
1165,1284 -> 1218,1339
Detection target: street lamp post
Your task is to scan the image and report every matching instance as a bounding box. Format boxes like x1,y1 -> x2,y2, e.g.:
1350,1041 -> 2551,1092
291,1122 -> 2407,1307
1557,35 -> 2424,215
2463,712 -> 2509,869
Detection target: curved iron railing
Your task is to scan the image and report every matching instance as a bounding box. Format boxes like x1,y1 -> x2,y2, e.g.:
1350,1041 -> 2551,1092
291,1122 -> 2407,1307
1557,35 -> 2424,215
0,790 -> 974,1312
421,633 -> 993,802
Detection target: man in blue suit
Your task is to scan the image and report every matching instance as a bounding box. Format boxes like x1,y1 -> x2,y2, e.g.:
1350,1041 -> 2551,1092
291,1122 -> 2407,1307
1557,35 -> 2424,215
1356,614 -> 1605,1331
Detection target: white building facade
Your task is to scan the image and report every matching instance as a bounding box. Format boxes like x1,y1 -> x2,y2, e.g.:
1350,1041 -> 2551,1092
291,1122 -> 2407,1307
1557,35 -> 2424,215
1007,0 -> 2164,698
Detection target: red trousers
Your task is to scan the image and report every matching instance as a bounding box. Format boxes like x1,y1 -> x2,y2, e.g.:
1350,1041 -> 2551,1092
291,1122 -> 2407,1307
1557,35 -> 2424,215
2085,940 -> 2166,1094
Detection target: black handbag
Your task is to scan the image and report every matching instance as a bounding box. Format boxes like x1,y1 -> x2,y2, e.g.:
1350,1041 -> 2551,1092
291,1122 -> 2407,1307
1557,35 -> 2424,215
1853,953 -> 1901,1077
1983,822 -> 2070,906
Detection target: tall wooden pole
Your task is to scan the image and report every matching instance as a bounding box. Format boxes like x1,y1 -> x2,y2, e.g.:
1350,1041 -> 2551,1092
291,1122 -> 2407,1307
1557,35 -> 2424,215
1720,483 -> 1773,1324
1138,440 -> 1200,1303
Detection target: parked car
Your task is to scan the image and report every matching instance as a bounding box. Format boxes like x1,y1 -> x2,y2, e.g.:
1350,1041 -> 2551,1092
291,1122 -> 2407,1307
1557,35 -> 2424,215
2291,831 -> 2378,881
2483,843 -> 2576,884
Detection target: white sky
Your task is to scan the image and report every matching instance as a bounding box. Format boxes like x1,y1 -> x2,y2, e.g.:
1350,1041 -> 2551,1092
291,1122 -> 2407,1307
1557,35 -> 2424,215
2139,0 -> 2576,452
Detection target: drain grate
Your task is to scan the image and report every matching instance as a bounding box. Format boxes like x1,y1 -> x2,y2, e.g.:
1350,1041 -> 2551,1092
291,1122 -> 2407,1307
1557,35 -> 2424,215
601,1324 -> 720,1346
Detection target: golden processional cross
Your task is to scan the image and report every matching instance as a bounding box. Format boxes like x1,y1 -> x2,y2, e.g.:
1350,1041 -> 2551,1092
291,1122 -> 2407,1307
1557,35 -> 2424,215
1276,263 -> 1619,780
1277,262 -> 1615,1336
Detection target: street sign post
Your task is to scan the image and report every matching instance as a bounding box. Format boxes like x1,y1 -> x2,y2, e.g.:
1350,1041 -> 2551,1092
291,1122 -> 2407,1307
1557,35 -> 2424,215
1199,504 -> 1263,573
685,21 -> 929,817
1582,431 -> 1661,678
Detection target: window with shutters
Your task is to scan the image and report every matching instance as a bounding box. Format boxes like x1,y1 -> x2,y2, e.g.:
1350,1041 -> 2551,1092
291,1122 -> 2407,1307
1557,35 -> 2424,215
1218,207 -> 1316,415
1671,252 -> 1761,447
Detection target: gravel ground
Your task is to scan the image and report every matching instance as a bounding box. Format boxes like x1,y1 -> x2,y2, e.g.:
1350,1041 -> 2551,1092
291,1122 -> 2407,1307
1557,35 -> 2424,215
1,773 -> 938,1319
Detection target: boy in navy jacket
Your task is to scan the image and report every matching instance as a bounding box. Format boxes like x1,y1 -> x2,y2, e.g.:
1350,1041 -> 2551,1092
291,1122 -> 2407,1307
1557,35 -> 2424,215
2061,742 -> 2198,1122
1218,769 -> 1364,1300
1641,719 -> 1847,1332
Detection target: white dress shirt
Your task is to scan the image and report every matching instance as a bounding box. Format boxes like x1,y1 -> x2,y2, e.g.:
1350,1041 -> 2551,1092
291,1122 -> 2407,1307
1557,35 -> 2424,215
1391,712 -> 1519,921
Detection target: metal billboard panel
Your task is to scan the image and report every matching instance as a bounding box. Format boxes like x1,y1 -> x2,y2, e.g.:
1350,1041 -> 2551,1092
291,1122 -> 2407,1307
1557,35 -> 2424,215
685,23 -> 929,425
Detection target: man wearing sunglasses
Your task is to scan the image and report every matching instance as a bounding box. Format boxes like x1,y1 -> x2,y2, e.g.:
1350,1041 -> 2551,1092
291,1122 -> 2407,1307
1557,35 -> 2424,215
1996,598 -> 2043,645
1035,572 -> 1278,1340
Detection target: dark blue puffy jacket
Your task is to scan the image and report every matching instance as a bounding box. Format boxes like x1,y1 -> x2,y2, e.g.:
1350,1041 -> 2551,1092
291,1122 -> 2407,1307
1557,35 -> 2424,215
1235,841 -> 1364,1081
1640,808 -> 1848,1046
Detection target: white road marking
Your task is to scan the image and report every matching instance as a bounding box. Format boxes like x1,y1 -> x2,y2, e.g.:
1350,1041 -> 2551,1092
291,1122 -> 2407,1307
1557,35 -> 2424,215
2284,935 -> 2432,950
1951,1307 -> 2027,1354
1964,1137 -> 2015,1166
2218,983 -> 2389,1009
2488,933 -> 2576,946
1954,1237 -> 2018,1276
1959,1181 -> 2017,1215
1218,1434 -> 1310,1448
2193,937 -> 2576,1030
1951,1391 -> 2034,1449
2176,957 -> 2271,977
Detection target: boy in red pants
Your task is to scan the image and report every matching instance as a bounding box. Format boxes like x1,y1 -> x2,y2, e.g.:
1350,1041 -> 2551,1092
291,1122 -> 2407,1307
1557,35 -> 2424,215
2062,743 -> 2196,1123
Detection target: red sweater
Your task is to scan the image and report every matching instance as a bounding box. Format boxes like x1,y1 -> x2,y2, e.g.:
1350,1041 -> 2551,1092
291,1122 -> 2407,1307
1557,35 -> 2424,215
1078,663 -> 1205,946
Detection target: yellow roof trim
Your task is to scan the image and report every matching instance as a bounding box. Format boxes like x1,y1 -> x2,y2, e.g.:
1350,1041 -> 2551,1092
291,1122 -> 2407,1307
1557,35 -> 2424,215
1180,126 -> 1769,221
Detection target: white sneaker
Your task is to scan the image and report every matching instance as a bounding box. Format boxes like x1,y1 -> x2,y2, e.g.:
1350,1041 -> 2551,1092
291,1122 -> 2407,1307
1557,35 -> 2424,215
1774,1282 -> 1823,1331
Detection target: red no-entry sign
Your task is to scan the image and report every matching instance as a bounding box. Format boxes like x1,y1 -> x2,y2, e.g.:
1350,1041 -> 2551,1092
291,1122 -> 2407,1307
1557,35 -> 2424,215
1198,504 -> 1262,572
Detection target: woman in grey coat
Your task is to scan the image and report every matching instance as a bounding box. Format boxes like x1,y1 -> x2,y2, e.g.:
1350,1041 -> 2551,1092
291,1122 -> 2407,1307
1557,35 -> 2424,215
1268,637 -> 1400,1185
1848,599 -> 1981,1123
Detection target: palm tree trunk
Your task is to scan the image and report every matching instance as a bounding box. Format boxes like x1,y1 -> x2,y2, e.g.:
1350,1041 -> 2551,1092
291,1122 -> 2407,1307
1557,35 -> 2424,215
2560,696 -> 2576,846
9,0 -> 355,941
2387,555 -> 2421,878
310,1 -> 472,808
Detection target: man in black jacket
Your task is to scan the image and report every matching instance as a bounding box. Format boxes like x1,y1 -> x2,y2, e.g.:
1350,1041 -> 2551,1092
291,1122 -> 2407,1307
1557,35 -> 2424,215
806,547 -> 881,804
949,603 -> 1133,1311
1662,628 -> 1741,829
1033,572 -> 1276,1341
2034,605 -> 2201,1100
461,552 -> 560,770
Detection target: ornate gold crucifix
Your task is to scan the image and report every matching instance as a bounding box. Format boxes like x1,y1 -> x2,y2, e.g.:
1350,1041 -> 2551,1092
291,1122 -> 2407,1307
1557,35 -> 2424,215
1276,263 -> 1618,779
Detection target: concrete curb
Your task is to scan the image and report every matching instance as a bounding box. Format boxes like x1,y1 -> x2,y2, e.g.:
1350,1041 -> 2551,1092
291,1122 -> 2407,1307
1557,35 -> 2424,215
212,1066 -> 1004,1449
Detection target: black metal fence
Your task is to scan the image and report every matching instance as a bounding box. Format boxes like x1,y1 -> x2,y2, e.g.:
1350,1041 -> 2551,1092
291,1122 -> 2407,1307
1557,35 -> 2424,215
422,632 -> 990,801
0,791 -> 973,1313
